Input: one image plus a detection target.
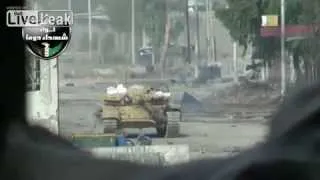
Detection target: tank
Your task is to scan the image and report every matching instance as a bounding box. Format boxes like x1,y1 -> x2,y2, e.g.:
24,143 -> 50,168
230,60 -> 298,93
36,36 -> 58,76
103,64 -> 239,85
94,85 -> 181,138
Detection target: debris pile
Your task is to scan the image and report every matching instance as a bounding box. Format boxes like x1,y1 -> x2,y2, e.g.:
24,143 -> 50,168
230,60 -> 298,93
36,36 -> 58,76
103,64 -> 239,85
206,81 -> 281,107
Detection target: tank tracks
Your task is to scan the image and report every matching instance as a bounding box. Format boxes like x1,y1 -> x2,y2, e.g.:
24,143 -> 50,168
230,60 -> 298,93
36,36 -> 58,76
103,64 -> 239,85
99,115 -> 181,138
94,112 -> 181,138
93,108 -> 119,134
102,119 -> 119,134
93,117 -> 118,134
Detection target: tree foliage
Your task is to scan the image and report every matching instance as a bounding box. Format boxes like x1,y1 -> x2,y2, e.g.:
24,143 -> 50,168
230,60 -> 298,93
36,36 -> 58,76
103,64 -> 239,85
170,20 -> 185,41
38,0 -> 186,48
215,0 -> 258,47
214,0 -> 279,61
143,0 -> 167,47
34,0 -> 100,12
102,0 -> 186,44
100,0 -> 187,64
215,0 -> 320,82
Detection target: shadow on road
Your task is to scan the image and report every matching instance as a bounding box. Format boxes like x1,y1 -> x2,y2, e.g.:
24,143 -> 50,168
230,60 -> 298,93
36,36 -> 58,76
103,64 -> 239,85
126,133 -> 189,139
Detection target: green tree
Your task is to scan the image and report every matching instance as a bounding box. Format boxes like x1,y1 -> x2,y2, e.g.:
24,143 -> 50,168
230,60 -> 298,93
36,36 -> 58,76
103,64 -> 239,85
102,0 -> 187,63
144,0 -> 167,63
214,0 -> 280,63
215,0 -> 320,83
170,20 -> 185,41
280,0 -> 320,83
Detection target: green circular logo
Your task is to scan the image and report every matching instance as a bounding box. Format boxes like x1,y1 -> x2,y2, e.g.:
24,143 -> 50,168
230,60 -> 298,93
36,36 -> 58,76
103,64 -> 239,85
22,23 -> 71,60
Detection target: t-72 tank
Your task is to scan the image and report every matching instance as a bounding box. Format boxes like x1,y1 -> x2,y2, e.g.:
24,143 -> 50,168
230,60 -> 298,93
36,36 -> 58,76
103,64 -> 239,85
94,85 -> 181,138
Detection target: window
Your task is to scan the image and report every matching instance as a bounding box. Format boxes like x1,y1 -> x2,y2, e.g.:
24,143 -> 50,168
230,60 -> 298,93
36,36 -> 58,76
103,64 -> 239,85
26,55 -> 40,91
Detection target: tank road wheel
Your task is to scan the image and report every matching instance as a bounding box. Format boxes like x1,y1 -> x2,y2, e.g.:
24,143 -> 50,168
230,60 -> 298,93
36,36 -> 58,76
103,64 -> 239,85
93,109 -> 104,133
165,111 -> 180,138
102,119 -> 119,134
179,110 -> 183,122
156,124 -> 167,138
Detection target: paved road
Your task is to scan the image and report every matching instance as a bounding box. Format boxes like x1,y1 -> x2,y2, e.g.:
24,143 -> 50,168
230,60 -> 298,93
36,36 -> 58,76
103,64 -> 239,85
59,84 -> 268,159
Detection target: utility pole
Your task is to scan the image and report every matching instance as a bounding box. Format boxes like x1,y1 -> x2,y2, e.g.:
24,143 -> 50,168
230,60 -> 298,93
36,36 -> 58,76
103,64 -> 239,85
210,1 -> 216,62
205,0 -> 210,64
233,42 -> 238,83
160,0 -> 170,79
185,0 -> 191,64
206,0 -> 216,63
280,0 -> 286,96
33,0 -> 38,9
195,1 -> 201,61
88,0 -> 92,61
68,0 -> 71,10
142,26 -> 147,47
213,36 -> 217,62
131,0 -> 136,65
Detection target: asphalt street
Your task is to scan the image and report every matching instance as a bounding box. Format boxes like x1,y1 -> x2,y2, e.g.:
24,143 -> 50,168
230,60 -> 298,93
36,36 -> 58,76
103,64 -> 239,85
59,82 -> 268,159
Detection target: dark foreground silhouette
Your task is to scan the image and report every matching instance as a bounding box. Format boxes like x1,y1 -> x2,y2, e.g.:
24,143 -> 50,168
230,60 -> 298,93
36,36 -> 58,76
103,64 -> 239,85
1,0 -> 320,180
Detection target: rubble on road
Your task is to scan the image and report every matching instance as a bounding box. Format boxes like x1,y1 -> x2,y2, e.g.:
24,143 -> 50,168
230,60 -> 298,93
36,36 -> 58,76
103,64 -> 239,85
93,68 -> 116,77
205,79 -> 281,107
65,82 -> 75,87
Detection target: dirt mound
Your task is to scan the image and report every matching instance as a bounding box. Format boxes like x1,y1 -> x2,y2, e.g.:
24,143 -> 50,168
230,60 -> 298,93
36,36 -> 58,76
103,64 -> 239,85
206,80 -> 281,107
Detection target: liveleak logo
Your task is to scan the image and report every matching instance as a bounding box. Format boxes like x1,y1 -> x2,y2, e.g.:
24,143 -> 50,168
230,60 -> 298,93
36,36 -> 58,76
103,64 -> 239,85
6,9 -> 73,60
6,10 -> 73,27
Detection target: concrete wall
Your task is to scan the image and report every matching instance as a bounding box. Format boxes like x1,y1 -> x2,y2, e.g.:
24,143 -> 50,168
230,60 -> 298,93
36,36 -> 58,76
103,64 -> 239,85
89,145 -> 190,166
26,59 -> 59,135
